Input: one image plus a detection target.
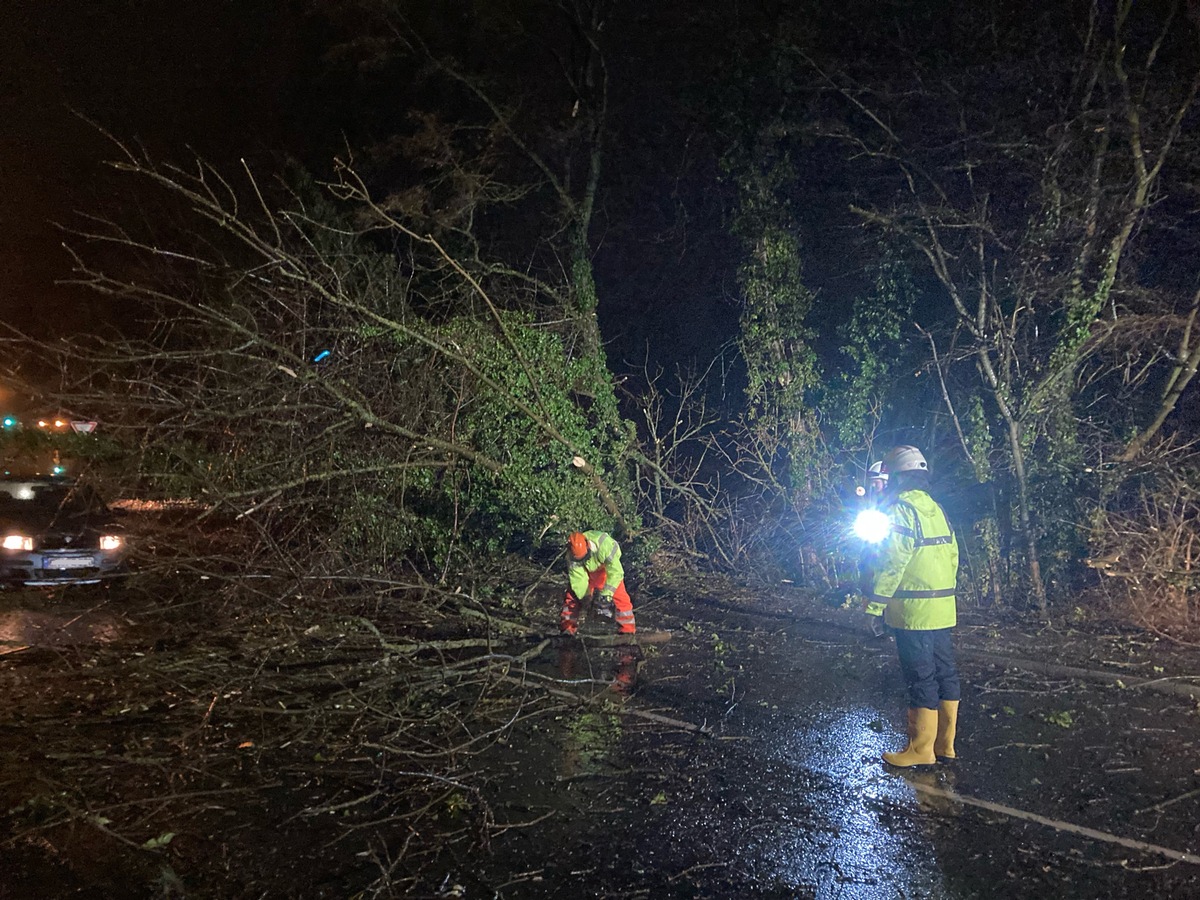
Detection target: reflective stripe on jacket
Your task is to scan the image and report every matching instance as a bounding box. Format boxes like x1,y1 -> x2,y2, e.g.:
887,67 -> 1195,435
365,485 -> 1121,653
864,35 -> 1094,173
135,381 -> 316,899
568,530 -> 625,600
872,490 -> 959,631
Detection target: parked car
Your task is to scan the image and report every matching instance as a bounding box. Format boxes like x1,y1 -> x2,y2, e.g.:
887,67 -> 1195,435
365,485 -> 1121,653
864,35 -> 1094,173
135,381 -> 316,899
0,476 -> 127,586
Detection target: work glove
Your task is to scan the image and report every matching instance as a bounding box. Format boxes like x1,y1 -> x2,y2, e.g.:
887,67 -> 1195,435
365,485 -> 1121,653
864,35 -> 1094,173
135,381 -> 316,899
862,597 -> 887,617
596,592 -> 615,618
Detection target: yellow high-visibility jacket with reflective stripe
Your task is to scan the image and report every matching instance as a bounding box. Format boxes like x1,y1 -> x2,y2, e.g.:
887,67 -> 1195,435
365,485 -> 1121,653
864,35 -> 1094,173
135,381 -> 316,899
871,489 -> 959,630
568,530 -> 624,600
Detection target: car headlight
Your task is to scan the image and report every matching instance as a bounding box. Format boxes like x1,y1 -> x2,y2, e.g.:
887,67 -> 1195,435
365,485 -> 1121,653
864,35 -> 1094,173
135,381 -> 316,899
99,535 -> 123,551
853,509 -> 891,544
2,534 -> 33,551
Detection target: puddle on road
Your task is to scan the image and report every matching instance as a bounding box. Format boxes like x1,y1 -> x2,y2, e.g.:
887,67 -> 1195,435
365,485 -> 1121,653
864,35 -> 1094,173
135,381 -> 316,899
760,702 -> 958,898
0,605 -> 127,650
458,628 -> 968,899
461,608 -> 1200,899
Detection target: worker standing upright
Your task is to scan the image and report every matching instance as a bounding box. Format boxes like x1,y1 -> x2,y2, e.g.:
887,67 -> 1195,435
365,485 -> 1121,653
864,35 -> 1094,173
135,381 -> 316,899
870,445 -> 962,767
561,530 -> 637,636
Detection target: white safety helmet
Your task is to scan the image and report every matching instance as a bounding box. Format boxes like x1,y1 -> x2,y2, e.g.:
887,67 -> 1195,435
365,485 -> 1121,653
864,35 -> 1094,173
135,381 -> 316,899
867,460 -> 888,482
882,445 -> 928,474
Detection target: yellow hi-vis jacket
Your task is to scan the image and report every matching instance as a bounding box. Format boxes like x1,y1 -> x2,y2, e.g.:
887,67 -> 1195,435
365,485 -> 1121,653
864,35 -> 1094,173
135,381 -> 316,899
871,489 -> 959,630
568,530 -> 625,600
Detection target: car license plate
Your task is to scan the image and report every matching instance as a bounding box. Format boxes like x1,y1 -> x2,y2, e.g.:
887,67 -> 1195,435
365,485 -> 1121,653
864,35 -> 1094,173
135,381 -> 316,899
45,556 -> 93,570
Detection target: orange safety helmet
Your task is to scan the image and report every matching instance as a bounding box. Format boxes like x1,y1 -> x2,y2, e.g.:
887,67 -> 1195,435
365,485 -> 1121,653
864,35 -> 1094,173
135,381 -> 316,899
568,531 -> 589,560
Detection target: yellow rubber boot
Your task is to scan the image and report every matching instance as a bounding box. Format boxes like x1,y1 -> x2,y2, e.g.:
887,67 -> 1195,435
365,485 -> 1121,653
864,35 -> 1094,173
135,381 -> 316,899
935,700 -> 959,760
883,707 -> 937,767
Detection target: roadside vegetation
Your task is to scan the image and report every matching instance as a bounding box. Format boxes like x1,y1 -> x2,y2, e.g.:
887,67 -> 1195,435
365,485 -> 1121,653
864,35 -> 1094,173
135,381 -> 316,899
1,0 -> 1198,894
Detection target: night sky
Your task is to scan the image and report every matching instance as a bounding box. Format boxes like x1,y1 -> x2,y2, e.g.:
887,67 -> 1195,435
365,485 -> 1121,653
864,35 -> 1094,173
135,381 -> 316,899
0,2 -> 751,369
4,0 -> 1196,409
1,1 -> 307,338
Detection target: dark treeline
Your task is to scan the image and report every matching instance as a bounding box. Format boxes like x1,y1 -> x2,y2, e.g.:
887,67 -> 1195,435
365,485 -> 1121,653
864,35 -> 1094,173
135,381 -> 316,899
9,0 -> 1200,633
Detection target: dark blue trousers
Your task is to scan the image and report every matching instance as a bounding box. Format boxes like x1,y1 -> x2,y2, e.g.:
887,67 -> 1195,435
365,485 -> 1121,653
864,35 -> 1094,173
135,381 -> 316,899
893,628 -> 961,709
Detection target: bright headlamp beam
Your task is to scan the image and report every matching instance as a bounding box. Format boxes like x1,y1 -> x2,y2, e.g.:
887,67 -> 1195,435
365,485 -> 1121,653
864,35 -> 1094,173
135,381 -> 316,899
853,509 -> 891,543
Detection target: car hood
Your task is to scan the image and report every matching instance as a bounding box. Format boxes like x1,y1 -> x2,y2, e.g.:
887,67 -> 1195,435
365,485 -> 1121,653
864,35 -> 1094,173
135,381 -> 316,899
0,509 -> 118,538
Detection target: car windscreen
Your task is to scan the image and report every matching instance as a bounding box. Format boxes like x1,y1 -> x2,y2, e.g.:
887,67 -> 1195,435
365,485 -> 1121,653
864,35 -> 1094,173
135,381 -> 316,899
0,483 -> 108,516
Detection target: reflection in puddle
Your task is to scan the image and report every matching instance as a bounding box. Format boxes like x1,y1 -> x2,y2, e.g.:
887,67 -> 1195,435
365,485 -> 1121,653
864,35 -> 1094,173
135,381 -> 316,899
766,706 -> 952,898
562,709 -> 624,779
0,608 -> 124,648
554,642 -> 642,779
555,641 -> 642,696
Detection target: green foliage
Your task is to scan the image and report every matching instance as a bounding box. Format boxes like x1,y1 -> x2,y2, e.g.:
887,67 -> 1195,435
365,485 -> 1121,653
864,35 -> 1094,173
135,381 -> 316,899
238,306 -> 638,569
622,529 -> 661,568
733,162 -> 818,408
426,312 -> 633,552
1042,709 -> 1076,729
825,247 -> 919,447
961,398 -> 993,481
738,224 -> 818,409
1020,401 -> 1089,592
710,631 -> 731,665
730,157 -> 825,496
566,710 -> 623,772
55,151 -> 643,578
141,833 -> 176,851
572,253 -> 599,314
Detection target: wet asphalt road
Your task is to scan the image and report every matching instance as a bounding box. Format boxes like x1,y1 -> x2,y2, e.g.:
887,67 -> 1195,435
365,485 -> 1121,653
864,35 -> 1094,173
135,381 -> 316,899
461,596 -> 1200,899
2,586 -> 1198,898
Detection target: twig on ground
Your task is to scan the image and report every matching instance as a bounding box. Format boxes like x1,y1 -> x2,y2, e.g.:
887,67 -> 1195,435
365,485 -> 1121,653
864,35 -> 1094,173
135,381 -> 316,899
1134,787 -> 1200,816
903,780 -> 1200,866
498,674 -> 713,735
668,861 -> 730,883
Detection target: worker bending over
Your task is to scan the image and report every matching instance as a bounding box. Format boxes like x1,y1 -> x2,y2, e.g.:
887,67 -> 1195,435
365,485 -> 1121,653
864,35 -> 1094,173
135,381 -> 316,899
561,530 -> 637,636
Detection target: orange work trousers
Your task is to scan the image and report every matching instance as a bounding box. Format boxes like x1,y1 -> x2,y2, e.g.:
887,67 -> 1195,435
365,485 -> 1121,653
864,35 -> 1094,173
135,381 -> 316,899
560,568 -> 636,635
